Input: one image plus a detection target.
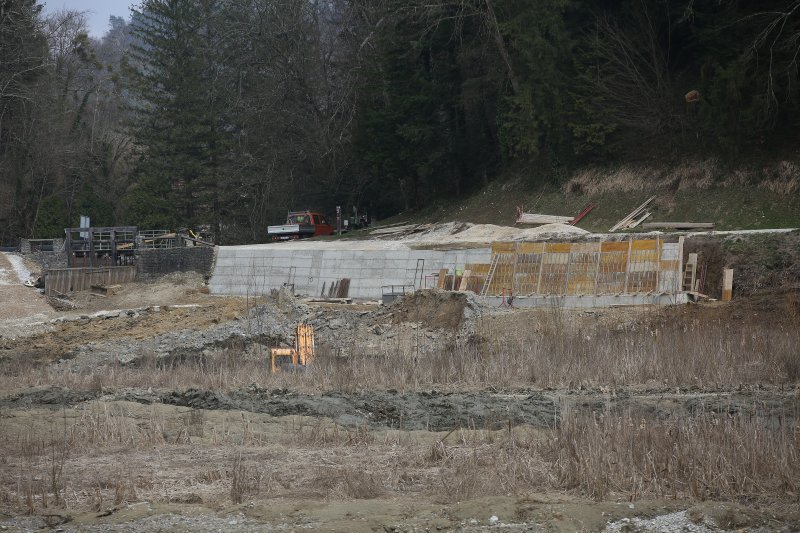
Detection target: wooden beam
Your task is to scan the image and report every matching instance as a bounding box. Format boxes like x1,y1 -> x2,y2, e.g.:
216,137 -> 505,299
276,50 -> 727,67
722,269 -> 733,301
516,213 -> 574,225
641,222 -> 715,229
627,211 -> 652,229
609,196 -> 656,232
458,270 -> 472,291
436,268 -> 448,289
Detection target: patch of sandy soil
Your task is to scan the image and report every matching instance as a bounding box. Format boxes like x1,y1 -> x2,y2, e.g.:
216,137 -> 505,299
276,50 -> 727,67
0,297 -> 248,365
0,253 -> 52,321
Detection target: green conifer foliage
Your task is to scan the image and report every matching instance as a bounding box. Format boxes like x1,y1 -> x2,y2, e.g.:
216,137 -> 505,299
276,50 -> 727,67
125,0 -> 226,235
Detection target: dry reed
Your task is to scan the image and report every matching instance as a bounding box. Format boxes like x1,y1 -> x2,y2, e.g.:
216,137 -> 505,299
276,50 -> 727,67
0,316 -> 796,393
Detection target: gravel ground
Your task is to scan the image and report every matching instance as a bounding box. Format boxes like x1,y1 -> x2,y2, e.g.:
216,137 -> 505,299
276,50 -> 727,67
604,510 -> 715,532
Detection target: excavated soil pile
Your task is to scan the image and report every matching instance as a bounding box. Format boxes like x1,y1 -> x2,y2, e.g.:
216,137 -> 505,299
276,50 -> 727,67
390,289 -> 470,330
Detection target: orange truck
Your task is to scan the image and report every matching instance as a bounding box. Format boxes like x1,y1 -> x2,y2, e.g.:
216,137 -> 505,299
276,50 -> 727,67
267,210 -> 334,241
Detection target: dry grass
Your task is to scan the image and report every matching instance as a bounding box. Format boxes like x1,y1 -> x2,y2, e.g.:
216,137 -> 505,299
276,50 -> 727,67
0,414 -> 800,513
0,312 -> 796,393
1,294 -> 798,518
0,404 -> 797,515
564,159 -> 800,195
430,410 -> 800,503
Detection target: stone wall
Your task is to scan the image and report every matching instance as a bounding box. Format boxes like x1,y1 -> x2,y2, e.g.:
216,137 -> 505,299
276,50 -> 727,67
19,239 -> 68,270
137,246 -> 216,279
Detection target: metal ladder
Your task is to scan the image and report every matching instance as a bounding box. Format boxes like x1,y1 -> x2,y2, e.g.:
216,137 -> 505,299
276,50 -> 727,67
480,255 -> 500,297
413,259 -> 425,289
682,253 -> 698,292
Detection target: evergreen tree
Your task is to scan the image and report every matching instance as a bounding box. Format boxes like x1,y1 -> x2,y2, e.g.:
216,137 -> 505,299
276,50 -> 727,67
125,0 -> 226,236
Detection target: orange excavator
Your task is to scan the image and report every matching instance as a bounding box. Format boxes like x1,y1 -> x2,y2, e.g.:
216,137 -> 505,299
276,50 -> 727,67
270,324 -> 315,373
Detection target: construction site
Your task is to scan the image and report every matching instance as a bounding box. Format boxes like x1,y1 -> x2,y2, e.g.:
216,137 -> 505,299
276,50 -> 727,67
1,215 -> 799,532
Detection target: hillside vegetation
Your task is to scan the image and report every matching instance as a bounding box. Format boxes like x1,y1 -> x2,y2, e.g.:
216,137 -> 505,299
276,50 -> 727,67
387,160 -> 800,232
3,1 -> 800,244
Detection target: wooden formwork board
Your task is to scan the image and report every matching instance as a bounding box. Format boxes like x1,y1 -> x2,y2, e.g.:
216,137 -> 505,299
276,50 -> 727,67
45,266 -> 136,297
722,269 -> 734,301
481,238 -> 677,297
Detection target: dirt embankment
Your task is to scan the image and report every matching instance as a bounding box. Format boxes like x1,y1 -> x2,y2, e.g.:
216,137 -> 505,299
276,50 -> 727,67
685,231 -> 800,297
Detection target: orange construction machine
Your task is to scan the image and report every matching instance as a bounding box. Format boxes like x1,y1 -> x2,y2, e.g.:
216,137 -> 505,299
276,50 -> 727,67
270,324 -> 315,373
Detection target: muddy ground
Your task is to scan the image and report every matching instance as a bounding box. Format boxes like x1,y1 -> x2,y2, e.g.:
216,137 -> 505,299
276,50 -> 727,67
1,275 -> 799,531
3,384 -> 798,432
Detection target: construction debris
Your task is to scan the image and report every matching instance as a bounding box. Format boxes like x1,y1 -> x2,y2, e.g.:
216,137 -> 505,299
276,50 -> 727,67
91,284 -> 122,297
515,208 -> 573,225
323,278 -> 351,298
609,196 -> 656,232
627,212 -> 651,228
570,203 -> 597,225
642,222 -> 715,230
369,224 -> 432,236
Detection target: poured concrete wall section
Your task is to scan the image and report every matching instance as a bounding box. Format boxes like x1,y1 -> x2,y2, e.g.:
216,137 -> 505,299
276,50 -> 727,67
209,246 -> 492,299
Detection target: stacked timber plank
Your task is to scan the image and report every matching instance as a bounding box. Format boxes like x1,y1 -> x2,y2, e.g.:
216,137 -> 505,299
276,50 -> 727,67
642,222 -> 715,230
515,207 -> 573,225
609,196 -> 656,232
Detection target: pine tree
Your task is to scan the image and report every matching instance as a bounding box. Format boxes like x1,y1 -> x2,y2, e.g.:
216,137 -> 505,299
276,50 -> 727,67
124,0 -> 226,236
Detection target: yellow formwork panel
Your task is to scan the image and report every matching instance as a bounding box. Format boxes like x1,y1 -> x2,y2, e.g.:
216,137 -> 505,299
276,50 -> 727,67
601,241 -> 629,252
465,263 -> 490,274
480,239 -> 679,297
599,251 -> 627,271
492,242 -> 516,254
487,257 -> 515,294
543,252 -> 570,264
571,242 -> 601,253
546,243 -> 572,253
631,239 -> 659,251
566,252 -> 597,295
517,242 -> 545,254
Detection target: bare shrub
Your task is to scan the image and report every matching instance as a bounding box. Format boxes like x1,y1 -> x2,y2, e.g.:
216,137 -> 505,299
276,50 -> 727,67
545,410 -> 800,501
287,418 -> 373,447
434,412 -> 800,503
759,161 -> 800,195
230,452 -> 262,504
341,468 -> 384,499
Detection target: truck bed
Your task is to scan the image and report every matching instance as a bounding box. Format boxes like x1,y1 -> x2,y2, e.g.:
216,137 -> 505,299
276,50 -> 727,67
267,223 -> 316,240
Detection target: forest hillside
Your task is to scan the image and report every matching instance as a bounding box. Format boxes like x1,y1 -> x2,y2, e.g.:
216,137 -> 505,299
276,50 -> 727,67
2,1 -> 800,244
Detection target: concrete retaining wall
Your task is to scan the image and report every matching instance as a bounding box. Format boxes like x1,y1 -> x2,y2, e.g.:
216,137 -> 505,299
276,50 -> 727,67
487,293 -> 690,308
137,246 -> 216,279
209,246 -> 492,299
209,240 -> 688,307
